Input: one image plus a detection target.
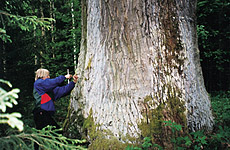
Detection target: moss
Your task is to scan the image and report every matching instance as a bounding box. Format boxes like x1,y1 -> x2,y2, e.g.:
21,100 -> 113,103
138,3 -> 188,145
89,136 -> 128,150
63,103 -> 73,131
139,97 -> 165,145
83,109 -> 130,150
144,95 -> 152,103
62,101 -> 86,138
86,56 -> 93,70
139,86 -> 187,148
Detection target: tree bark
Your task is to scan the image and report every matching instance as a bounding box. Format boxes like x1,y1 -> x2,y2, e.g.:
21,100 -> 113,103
38,0 -> 46,67
0,14 -> 7,78
65,0 -> 214,148
50,0 -> 56,59
71,0 -> 77,70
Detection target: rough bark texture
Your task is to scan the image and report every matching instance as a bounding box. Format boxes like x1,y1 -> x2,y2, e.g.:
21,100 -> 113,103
65,0 -> 213,147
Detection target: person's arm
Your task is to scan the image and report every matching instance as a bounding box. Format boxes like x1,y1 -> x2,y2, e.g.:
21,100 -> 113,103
53,81 -> 75,100
53,75 -> 78,100
38,75 -> 66,92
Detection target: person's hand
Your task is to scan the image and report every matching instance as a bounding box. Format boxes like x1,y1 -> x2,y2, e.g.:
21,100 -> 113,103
65,74 -> 72,79
73,75 -> 78,83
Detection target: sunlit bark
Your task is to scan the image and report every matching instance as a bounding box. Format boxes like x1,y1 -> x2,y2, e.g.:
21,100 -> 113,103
71,0 -> 77,70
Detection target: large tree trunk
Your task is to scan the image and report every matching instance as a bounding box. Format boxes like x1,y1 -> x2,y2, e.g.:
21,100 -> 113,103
65,0 -> 213,148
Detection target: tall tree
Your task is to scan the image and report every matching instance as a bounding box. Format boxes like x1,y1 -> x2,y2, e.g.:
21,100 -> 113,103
65,0 -> 214,148
71,0 -> 77,70
49,0 -> 56,59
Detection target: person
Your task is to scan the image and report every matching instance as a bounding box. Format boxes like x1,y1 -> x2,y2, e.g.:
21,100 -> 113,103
33,68 -> 77,149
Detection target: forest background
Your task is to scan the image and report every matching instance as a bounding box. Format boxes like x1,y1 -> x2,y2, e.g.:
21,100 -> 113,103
0,0 -> 229,149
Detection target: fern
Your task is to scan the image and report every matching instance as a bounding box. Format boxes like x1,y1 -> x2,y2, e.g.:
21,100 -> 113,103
0,126 -> 87,150
0,79 -> 23,131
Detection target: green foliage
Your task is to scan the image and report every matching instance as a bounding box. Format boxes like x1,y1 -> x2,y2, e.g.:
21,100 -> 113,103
197,0 -> 230,91
126,92 -> 230,150
0,126 -> 87,150
0,28 -> 12,43
211,91 -> 230,126
1,0 -> 84,148
207,91 -> 230,149
0,79 -> 23,131
164,120 -> 182,133
127,122 -> 227,150
0,0 -> 228,149
138,92 -> 186,148
197,25 -> 209,49
0,10 -> 54,43
164,120 -> 183,149
208,125 -> 230,149
0,0 -> 82,133
0,79 -> 87,149
171,130 -> 207,150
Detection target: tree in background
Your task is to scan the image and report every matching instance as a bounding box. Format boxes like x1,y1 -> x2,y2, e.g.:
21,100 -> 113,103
65,0 -> 214,149
0,0 -> 81,82
197,0 -> 230,92
0,1 -> 87,149
0,0 -> 81,128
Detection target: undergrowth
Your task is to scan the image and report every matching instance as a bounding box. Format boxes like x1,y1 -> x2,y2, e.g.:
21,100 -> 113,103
126,91 -> 230,150
0,126 -> 87,150
1,77 -> 229,149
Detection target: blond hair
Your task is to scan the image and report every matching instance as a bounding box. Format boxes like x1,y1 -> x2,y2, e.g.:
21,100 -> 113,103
35,69 -> 50,80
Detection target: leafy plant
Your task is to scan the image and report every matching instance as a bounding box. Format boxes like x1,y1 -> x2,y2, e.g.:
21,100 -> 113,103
190,131 -> 207,150
0,10 -> 54,43
197,0 -> 230,91
0,79 -> 23,131
164,120 -> 183,149
0,126 -> 87,150
164,120 -> 182,134
211,91 -> 230,126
